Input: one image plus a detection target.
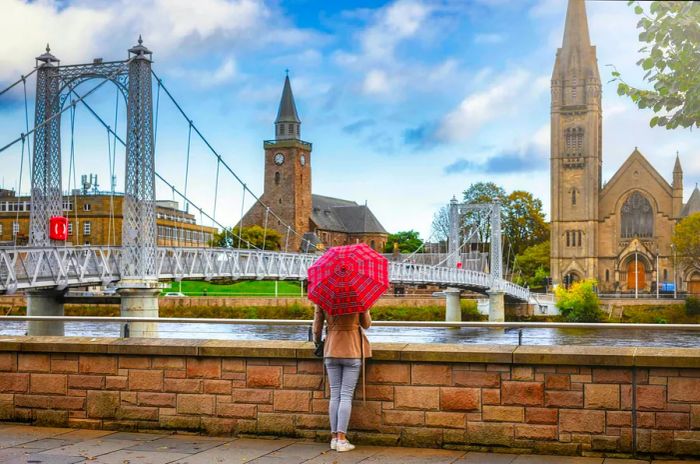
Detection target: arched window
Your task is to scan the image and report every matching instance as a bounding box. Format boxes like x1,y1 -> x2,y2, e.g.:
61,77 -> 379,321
571,189 -> 577,206
621,192 -> 653,238
605,269 -> 610,282
274,172 -> 280,186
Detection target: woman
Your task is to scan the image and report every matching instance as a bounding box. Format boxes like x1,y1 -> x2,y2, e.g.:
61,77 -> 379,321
313,305 -> 371,452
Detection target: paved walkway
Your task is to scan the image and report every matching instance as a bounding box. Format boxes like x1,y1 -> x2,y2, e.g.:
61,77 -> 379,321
0,424 -> 697,464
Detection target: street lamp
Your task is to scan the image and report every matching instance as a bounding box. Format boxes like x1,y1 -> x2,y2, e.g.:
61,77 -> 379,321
656,245 -> 660,300
671,243 -> 677,299
634,244 -> 639,299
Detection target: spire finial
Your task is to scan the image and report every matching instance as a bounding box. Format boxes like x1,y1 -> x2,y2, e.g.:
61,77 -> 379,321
46,43 -> 50,53
138,35 -> 143,45
285,68 -> 289,77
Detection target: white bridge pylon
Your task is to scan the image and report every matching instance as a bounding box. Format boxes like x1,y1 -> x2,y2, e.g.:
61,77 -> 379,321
0,246 -> 530,301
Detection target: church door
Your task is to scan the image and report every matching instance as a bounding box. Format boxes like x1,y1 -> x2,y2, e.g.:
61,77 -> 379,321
627,261 -> 646,290
688,274 -> 700,295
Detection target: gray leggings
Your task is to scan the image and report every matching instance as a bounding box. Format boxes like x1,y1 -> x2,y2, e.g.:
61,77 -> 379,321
324,357 -> 362,434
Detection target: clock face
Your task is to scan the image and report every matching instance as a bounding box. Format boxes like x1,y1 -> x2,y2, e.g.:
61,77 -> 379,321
300,155 -> 306,166
274,153 -> 285,165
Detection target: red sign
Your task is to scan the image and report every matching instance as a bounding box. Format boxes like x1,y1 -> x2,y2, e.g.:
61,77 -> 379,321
49,216 -> 68,241
456,262 -> 463,269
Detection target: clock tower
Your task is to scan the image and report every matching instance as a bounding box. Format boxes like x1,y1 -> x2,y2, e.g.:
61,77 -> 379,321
257,74 -> 312,250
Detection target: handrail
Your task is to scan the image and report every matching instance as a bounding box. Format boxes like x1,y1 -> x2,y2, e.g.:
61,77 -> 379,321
1,316 -> 699,330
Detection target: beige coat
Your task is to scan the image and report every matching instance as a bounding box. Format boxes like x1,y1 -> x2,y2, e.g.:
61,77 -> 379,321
312,306 -> 372,359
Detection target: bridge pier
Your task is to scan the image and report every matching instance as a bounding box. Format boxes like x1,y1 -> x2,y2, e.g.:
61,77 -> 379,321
26,290 -> 65,336
487,290 -> 505,322
119,286 -> 160,338
444,288 -> 461,322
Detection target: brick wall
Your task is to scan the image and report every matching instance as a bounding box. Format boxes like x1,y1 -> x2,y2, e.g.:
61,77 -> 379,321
0,338 -> 698,457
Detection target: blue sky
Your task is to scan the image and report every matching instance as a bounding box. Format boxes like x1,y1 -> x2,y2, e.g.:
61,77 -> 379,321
1,0 -> 699,239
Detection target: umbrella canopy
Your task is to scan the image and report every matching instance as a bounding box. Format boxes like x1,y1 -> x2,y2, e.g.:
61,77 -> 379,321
308,243 -> 389,316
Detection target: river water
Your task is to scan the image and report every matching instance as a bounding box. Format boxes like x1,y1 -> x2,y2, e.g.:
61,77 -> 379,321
0,322 -> 698,347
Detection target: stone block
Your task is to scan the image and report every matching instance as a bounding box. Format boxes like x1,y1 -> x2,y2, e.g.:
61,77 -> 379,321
544,373 -> 570,390
349,400 -> 382,431
692,404 -> 700,430
668,377 -> 700,403
18,353 -> 49,372
128,369 -> 163,391
515,424 -> 557,440
247,365 -> 282,388
656,412 -> 689,430
591,435 -> 619,451
502,381 -> 544,406
203,380 -> 231,395
30,373 -> 66,394
545,390 -> 582,408
257,413 -> 296,435
453,370 -> 500,388
440,387 -> 479,411
79,355 -> 117,375
50,358 -> 79,374
118,356 -> 150,369
152,357 -> 186,369
34,409 -> 69,427
186,358 -> 221,379
394,386 -> 439,410
482,405 -> 524,422
584,383 -> 620,409
0,353 -> 16,372
274,390 -> 310,412
607,410 -> 632,427
366,362 -> 410,384
283,374 -> 322,389
512,366 -> 534,381
138,392 -> 176,407
295,413 -> 328,429
201,417 -> 236,435
232,388 -> 272,404
68,374 -> 104,390
425,411 -> 466,429
117,405 -> 158,421
400,428 -> 442,448
86,391 -> 119,419
105,376 -> 127,390
160,414 -> 201,431
363,385 -> 393,401
217,402 -> 256,418
312,398 -> 329,414
297,360 -> 323,374
164,378 -> 201,393
383,409 -> 425,426
177,393 -> 215,415
525,407 -> 557,424
411,364 -> 451,385
0,373 -> 29,393
482,388 -> 500,405
559,409 -> 605,433
467,422 -> 513,446
591,368 -> 632,384
636,385 -> 666,410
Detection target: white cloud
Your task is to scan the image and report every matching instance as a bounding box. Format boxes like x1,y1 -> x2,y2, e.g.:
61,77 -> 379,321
436,69 -> 546,142
363,69 -> 391,95
474,33 -> 505,44
169,57 -> 238,87
360,0 -> 431,62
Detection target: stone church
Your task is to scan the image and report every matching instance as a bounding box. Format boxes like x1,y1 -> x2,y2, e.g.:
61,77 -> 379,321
550,0 -> 700,294
240,75 -> 388,253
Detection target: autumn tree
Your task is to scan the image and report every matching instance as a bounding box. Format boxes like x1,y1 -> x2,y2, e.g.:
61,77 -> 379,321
210,225 -> 282,250
555,279 -> 603,322
614,1 -> 700,129
505,190 -> 550,256
384,230 -> 423,253
672,212 -> 700,270
513,241 -> 550,291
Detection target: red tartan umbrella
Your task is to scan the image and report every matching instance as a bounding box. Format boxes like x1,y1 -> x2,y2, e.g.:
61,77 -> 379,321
307,243 -> 389,316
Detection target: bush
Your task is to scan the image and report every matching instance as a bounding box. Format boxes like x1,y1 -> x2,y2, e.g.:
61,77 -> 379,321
685,296 -> 700,316
555,279 -> 603,322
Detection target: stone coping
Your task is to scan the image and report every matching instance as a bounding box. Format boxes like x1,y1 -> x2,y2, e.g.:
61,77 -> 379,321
0,336 -> 698,368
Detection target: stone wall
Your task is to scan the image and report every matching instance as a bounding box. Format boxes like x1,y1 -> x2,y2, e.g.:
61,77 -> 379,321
0,338 -> 698,457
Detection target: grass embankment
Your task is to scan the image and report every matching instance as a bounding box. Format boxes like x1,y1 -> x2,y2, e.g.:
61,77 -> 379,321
161,280 -> 302,296
616,304 -> 700,324
0,300 -> 483,321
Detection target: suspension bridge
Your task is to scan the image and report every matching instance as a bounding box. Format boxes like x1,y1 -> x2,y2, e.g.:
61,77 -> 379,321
0,39 -> 531,335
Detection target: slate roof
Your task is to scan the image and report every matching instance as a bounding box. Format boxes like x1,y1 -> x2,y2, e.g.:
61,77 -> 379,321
275,75 -> 300,123
311,194 -> 388,234
681,186 -> 700,217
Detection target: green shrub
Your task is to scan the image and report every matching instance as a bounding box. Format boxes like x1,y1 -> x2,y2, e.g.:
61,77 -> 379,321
685,296 -> 700,316
555,279 -> 603,322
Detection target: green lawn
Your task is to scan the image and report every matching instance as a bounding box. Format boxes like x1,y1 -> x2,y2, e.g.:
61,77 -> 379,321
161,280 -> 303,297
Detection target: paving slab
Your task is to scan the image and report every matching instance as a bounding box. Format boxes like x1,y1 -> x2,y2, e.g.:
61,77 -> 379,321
360,447 -> 466,464
0,425 -> 74,448
512,456 -> 603,464
127,436 -> 228,454
93,449 -> 190,464
602,460 -> 650,464
3,453 -> 86,464
246,442 -> 328,463
40,438 -> 142,459
455,452 -> 518,463
169,438 -> 296,464
56,429 -> 117,440
16,437 -> 81,450
302,445 -> 384,463
102,432 -> 167,441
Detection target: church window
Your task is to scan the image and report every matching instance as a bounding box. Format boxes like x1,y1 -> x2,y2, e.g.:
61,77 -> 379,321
371,239 -> 376,250
605,269 -> 610,282
663,269 -> 668,281
621,191 -> 653,238
572,189 -> 577,206
578,230 -> 582,246
296,125 -> 300,136
288,124 -> 294,135
566,231 -> 570,247
274,172 -> 280,186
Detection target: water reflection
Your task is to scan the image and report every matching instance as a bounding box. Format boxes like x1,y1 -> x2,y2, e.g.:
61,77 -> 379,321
0,322 -> 697,347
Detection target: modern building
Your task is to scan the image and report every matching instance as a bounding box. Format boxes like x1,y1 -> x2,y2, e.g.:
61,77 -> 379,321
550,0 -> 700,293
241,75 -> 388,252
0,187 -> 217,248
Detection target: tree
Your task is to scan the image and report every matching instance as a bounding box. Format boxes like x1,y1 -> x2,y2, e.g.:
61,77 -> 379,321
513,241 -> 550,290
384,230 -> 424,253
672,212 -> 700,270
613,1 -> 700,129
504,190 -> 549,256
210,225 -> 282,250
462,182 -> 507,244
431,205 -> 450,243
555,278 -> 603,322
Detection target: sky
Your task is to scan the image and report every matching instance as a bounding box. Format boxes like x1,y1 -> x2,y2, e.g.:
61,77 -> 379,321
0,0 -> 699,240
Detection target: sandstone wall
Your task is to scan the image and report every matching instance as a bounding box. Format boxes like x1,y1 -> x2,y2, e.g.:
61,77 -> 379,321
0,337 -> 697,457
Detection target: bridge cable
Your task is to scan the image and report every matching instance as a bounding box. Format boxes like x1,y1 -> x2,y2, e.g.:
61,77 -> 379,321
66,90 -> 259,250
151,71 -> 321,253
68,102 -> 80,246
262,207 -> 269,250
212,158 -> 220,225
21,74 -> 32,180
183,122 -> 192,213
153,79 -> 161,155
0,69 -> 36,99
238,185 -> 246,249
12,136 -> 25,249
108,87 -> 120,247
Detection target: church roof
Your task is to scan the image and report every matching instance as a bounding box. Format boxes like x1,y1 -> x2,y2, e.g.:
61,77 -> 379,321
311,194 -> 388,235
275,75 -> 300,124
681,186 -> 700,217
601,148 -> 673,199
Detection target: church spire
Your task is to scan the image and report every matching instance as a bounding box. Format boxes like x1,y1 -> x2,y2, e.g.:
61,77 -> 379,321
673,152 -> 683,174
553,0 -> 599,82
274,74 -> 301,140
562,0 -> 592,53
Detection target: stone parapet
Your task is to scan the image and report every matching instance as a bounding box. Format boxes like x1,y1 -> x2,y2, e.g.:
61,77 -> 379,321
0,337 -> 698,457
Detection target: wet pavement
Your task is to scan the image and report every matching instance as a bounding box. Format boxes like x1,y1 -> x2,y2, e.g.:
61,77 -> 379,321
0,424 -> 696,464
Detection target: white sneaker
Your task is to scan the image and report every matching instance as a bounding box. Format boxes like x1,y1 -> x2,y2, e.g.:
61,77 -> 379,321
330,438 -> 337,450
336,440 -> 355,452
